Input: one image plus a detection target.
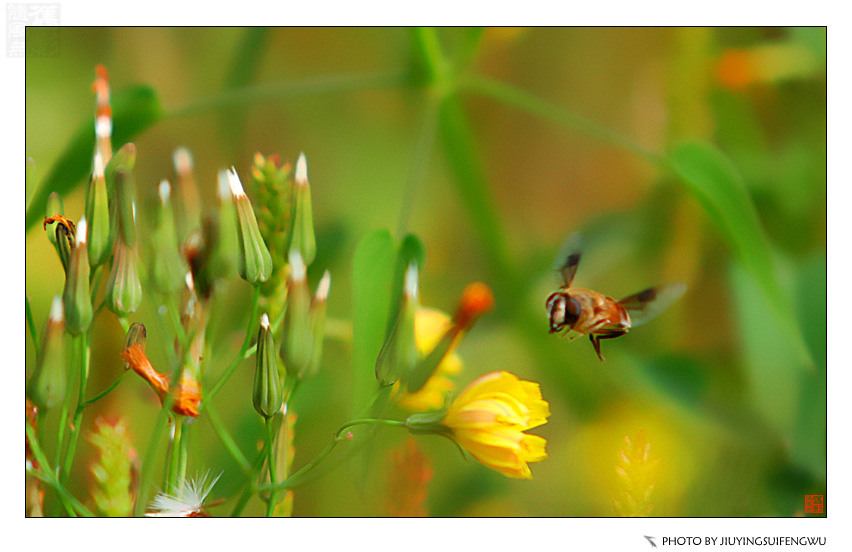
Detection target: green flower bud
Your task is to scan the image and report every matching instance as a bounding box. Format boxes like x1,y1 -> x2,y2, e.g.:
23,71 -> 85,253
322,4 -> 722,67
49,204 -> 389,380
105,238 -> 143,318
282,250 -> 312,379
214,170 -> 241,278
228,168 -> 273,284
307,270 -> 331,379
104,143 -> 136,196
254,314 -> 283,419
289,153 -> 316,266
27,296 -> 66,410
86,151 -> 113,268
150,181 -> 188,294
64,218 -> 93,335
376,262 -> 419,387
113,169 -> 137,247
45,192 -> 63,247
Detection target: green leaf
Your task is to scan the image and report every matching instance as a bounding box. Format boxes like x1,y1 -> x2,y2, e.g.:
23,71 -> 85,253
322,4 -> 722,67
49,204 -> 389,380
729,262 -> 800,438
669,141 -> 812,369
351,229 -> 396,413
25,84 -> 163,233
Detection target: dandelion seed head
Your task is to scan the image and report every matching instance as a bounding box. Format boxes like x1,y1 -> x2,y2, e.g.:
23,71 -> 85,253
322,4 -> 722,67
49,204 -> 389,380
146,471 -> 222,517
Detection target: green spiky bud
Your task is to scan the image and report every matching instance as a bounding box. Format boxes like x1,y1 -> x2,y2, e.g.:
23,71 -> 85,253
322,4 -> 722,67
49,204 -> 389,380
27,296 -> 66,410
228,168 -> 273,284
214,169 -> 241,278
86,151 -> 113,267
63,218 -> 93,335
289,153 -> 316,266
105,239 -> 142,318
254,314 -> 283,419
282,250 -> 312,379
307,270 -> 331,379
376,262 -> 419,387
150,180 -> 188,294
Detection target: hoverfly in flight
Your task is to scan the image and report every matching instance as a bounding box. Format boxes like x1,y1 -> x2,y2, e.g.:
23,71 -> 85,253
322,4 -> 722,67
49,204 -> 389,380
545,233 -> 686,361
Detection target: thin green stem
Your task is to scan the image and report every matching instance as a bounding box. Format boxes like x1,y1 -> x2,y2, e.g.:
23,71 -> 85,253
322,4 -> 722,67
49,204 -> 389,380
230,440 -> 270,516
26,295 -> 38,359
205,402 -> 251,475
257,418 -> 406,493
202,285 -> 260,409
177,418 -> 189,485
265,418 -> 278,517
166,293 -> 188,350
459,73 -> 666,165
410,27 -> 448,88
165,417 -> 182,493
396,96 -> 440,237
59,332 -> 90,486
82,371 -> 128,408
168,71 -> 410,119
26,423 -> 93,517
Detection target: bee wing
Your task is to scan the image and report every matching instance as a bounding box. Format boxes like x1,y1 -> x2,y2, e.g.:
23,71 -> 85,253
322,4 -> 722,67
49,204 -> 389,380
619,282 -> 686,327
552,232 -> 583,288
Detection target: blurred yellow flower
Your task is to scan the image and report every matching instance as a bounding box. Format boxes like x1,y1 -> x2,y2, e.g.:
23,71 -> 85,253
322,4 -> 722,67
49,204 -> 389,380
442,371 -> 550,479
395,308 -> 462,411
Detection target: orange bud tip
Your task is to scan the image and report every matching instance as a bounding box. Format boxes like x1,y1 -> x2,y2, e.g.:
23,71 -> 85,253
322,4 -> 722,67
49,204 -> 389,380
95,64 -> 109,81
454,282 -> 494,329
226,167 -> 246,198
295,152 -> 308,185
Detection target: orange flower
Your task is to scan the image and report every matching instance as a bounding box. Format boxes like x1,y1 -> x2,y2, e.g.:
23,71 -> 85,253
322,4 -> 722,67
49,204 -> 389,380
122,344 -> 169,398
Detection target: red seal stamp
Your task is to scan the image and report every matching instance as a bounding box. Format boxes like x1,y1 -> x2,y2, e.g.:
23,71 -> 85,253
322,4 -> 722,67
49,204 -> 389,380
805,495 -> 823,514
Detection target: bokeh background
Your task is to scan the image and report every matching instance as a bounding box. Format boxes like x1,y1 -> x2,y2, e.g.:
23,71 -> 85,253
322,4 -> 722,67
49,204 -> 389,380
25,27 -> 826,516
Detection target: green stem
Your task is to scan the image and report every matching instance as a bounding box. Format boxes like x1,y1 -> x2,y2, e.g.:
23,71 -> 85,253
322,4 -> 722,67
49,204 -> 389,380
410,27 -> 447,88
459,73 -> 665,165
205,402 -> 252,475
230,440 -> 271,516
396,96 -> 440,237
166,293 -> 188,350
82,371 -> 128,408
59,332 -> 90,486
165,417 -> 182,493
265,418 -> 278,517
177,419 -> 189,485
257,418 -> 406,493
26,423 -> 92,517
26,295 -> 38,359
202,285 -> 261,410
168,71 -> 410,119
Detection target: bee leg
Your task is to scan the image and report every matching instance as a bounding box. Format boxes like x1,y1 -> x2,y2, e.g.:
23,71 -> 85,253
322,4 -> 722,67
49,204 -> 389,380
590,329 -> 628,362
589,334 -> 606,362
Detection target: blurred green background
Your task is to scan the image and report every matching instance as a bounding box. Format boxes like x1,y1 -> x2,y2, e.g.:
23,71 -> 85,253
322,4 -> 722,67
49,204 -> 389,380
25,27 -> 826,516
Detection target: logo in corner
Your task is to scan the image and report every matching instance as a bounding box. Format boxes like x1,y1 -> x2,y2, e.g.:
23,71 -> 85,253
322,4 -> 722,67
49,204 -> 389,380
644,536 -> 658,548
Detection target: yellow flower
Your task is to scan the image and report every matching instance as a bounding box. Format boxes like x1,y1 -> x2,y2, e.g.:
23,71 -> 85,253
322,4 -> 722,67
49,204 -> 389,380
395,308 -> 462,411
442,371 -> 550,479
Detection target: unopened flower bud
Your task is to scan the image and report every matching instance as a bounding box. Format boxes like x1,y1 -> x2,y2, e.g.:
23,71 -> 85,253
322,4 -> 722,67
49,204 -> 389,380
453,282 -> 494,330
105,143 -> 137,195
27,296 -> 67,410
123,322 -> 147,371
282,250 -> 312,378
150,180 -> 188,294
254,314 -> 283,419
289,153 -> 316,266
377,262 -> 419,387
172,147 -> 201,240
86,151 -> 112,267
214,170 -> 241,277
44,213 -> 75,274
229,168 -> 273,284
105,238 -> 142,317
112,169 -> 137,247
45,192 -> 64,247
64,218 -> 93,335
306,270 -> 331,379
